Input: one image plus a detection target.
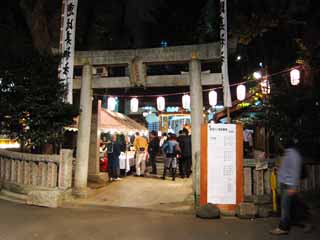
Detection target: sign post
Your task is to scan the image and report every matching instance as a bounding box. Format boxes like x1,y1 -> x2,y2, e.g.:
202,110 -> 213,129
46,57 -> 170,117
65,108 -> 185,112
200,123 -> 244,212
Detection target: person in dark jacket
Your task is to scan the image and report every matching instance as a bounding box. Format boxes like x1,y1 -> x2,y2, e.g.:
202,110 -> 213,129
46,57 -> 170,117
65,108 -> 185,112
106,134 -> 121,182
148,131 -> 160,174
162,134 -> 181,181
178,128 -> 192,178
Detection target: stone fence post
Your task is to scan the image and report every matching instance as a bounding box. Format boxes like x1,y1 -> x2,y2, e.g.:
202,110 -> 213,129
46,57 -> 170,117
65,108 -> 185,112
58,149 -> 73,190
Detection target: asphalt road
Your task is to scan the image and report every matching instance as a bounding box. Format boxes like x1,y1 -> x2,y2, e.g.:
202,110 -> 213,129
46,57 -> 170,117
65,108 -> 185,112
0,199 -> 319,240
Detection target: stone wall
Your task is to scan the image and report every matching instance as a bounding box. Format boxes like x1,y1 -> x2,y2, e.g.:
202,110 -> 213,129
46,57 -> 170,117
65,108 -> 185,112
239,162 -> 320,218
0,149 -> 73,208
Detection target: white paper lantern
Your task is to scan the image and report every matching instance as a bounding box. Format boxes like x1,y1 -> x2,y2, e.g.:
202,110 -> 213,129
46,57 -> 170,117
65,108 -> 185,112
290,69 -> 300,86
253,71 -> 262,79
157,96 -> 165,111
130,98 -> 139,113
208,90 -> 217,106
260,80 -> 271,94
182,94 -> 190,109
107,97 -> 116,111
236,84 -> 246,101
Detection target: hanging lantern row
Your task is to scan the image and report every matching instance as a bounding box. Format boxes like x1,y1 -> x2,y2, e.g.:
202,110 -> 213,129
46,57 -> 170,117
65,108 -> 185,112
112,69 -> 301,112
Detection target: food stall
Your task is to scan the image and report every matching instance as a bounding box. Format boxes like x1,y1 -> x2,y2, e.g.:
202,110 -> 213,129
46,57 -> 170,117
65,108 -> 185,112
99,109 -> 148,174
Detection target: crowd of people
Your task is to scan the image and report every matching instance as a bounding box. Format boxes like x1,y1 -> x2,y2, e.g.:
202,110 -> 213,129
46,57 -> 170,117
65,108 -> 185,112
100,128 -> 192,182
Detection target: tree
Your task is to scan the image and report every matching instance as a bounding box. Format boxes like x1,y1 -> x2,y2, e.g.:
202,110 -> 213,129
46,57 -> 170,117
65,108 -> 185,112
0,50 -> 78,153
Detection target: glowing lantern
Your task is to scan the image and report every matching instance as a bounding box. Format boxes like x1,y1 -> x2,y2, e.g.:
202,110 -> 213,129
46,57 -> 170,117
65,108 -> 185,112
182,94 -> 190,109
107,97 -> 116,111
236,84 -> 246,101
290,69 -> 300,86
130,98 -> 139,113
253,71 -> 262,79
209,90 -> 217,107
260,80 -> 271,94
157,96 -> 165,111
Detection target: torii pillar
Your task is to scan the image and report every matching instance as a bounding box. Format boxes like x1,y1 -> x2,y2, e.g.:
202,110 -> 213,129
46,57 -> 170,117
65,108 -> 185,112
189,53 -> 204,206
73,63 -> 93,198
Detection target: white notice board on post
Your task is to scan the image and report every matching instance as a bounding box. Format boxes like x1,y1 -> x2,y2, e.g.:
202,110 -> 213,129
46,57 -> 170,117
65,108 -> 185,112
207,124 -> 237,204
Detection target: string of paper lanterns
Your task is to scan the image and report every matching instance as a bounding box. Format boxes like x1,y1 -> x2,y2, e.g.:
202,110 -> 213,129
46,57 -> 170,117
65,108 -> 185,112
105,68 -> 301,112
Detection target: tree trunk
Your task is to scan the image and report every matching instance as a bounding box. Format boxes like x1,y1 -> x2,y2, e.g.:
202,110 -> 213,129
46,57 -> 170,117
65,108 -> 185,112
20,0 -> 52,53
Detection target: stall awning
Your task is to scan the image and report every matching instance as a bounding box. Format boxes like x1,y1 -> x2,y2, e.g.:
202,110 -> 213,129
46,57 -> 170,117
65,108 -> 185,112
66,109 -> 147,134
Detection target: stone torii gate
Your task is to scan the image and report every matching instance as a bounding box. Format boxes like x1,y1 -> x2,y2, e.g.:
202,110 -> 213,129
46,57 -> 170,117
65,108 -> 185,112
72,43 -> 222,204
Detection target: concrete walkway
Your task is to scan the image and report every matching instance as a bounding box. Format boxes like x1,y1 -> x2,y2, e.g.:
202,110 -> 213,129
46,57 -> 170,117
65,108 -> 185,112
0,199 -> 319,240
66,174 -> 194,213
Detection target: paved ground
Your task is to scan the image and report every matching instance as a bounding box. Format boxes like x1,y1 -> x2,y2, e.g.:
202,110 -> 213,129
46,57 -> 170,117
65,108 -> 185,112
68,175 -> 193,212
66,160 -> 194,212
0,199 -> 319,240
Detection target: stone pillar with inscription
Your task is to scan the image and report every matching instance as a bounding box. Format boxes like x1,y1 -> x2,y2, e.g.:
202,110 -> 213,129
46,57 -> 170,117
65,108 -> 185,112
189,53 -> 204,206
73,63 -> 93,197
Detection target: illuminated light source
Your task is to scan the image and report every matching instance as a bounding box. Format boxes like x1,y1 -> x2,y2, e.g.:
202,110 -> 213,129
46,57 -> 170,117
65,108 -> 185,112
208,90 -> 217,107
236,55 -> 242,61
130,98 -> 139,113
260,80 -> 271,94
290,69 -> 300,86
182,94 -> 190,109
107,97 -> 116,111
157,96 -> 165,111
236,84 -> 246,101
253,71 -> 262,79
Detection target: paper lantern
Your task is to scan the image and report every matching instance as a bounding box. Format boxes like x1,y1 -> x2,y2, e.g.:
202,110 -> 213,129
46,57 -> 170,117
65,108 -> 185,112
107,97 -> 116,111
290,69 -> 300,86
236,84 -> 246,101
157,96 -> 165,111
209,90 -> 217,106
260,80 -> 271,94
130,98 -> 139,113
253,71 -> 262,79
182,94 -> 190,109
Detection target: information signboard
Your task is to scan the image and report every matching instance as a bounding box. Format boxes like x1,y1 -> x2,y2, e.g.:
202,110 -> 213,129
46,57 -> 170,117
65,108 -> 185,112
200,123 -> 243,211
207,124 -> 236,204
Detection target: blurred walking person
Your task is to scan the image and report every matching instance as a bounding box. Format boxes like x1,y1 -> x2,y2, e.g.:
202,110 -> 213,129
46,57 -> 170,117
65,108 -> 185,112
270,138 -> 311,235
